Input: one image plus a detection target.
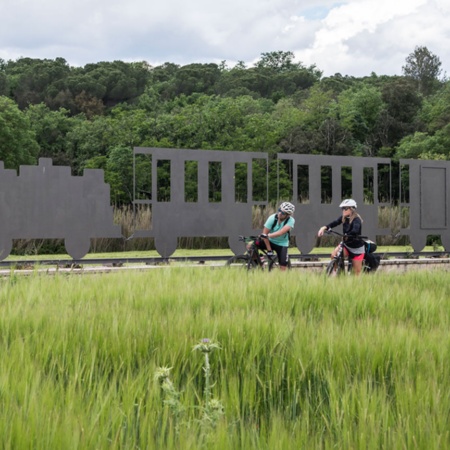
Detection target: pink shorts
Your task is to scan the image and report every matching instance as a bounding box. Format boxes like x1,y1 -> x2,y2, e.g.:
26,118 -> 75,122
344,248 -> 364,261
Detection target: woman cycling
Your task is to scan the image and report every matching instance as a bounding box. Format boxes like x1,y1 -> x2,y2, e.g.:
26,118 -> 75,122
317,199 -> 365,276
259,202 -> 295,271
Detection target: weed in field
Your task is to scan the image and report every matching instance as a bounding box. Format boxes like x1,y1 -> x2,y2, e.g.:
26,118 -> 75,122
155,338 -> 224,445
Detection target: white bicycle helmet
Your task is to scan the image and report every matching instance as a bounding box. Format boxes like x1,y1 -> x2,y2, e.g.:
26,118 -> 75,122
339,199 -> 357,208
279,202 -> 295,215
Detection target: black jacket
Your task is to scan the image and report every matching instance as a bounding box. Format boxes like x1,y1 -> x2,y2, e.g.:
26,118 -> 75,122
326,215 -> 364,249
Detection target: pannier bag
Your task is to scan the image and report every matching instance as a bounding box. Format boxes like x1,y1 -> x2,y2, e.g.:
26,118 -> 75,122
365,253 -> 381,271
364,239 -> 377,254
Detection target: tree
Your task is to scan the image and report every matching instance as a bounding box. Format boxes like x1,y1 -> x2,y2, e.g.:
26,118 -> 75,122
255,51 -> 299,73
5,57 -> 71,109
25,103 -> 77,165
395,126 -> 450,160
419,80 -> 450,132
172,63 -> 221,97
338,84 -> 385,156
0,96 -> 39,168
379,77 -> 423,148
402,46 -> 442,96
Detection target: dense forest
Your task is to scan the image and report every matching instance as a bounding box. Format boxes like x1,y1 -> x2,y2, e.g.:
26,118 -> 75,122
0,46 -> 448,205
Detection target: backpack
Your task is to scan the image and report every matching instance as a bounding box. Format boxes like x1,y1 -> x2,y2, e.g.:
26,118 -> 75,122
271,214 -> 291,239
363,239 -> 377,254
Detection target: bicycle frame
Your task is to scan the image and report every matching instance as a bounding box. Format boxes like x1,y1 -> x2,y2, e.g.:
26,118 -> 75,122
326,240 -> 347,276
324,230 -> 371,276
226,236 -> 284,271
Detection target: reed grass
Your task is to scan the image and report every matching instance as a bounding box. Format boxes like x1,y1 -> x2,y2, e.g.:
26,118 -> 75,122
0,268 -> 449,449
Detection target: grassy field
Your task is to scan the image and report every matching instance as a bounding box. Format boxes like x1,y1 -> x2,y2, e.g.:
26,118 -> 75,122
1,268 -> 449,449
3,243 -> 446,263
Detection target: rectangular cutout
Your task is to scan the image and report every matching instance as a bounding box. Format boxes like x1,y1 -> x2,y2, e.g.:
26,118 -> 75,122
400,164 -> 410,204
341,166 -> 352,200
363,167 -> 374,204
252,158 -> 268,202
208,161 -> 222,202
377,163 -> 391,203
235,162 -> 248,203
157,159 -> 171,202
321,166 -> 332,204
184,160 -> 198,202
297,165 -> 309,203
134,153 -> 152,202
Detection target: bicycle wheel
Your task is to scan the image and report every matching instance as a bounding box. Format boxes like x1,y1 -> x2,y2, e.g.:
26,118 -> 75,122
326,258 -> 345,276
326,259 -> 337,276
226,254 -> 258,270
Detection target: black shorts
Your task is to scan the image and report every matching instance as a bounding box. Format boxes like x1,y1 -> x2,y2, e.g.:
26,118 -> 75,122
256,240 -> 289,267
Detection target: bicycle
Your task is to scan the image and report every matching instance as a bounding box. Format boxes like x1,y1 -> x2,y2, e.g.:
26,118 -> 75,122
324,230 -> 380,276
226,235 -> 291,271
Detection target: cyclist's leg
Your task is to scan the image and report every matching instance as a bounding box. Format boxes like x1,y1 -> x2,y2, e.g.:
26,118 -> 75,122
271,243 -> 289,271
253,238 -> 267,263
331,244 -> 341,258
348,251 -> 364,276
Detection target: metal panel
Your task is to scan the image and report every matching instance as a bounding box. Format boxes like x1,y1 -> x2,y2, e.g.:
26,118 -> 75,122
0,158 -> 121,260
1,152 -> 449,260
132,147 -> 269,257
276,154 -> 392,254
420,166 -> 446,229
400,159 -> 450,251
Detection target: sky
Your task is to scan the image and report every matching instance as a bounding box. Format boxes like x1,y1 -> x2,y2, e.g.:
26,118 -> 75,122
1,0 -> 449,78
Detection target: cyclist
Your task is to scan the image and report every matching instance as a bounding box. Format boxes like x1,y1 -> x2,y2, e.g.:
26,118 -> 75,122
317,199 -> 365,276
258,202 -> 295,271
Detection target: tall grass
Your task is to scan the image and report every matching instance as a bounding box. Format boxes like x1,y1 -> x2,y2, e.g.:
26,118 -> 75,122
0,268 -> 449,449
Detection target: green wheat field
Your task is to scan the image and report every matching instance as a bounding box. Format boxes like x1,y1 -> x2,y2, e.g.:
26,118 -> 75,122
1,267 -> 449,449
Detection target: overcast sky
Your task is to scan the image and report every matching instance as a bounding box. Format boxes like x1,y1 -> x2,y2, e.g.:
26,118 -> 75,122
1,0 -> 449,78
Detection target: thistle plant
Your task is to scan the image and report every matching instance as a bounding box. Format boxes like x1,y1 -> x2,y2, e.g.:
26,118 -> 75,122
154,366 -> 184,426
155,339 -> 224,442
193,339 -> 224,432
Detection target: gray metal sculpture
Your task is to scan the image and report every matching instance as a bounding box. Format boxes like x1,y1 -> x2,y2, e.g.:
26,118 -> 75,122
400,158 -> 450,251
132,147 -> 269,256
0,158 -> 121,260
132,148 -> 450,256
0,150 -> 448,261
277,153 -> 393,254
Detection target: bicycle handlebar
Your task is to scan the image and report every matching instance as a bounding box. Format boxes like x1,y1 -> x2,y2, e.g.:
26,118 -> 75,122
238,235 -> 260,242
324,229 -> 368,239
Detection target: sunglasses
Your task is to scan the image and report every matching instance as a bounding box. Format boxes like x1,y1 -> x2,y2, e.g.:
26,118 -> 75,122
341,207 -> 351,211
278,209 -> 288,216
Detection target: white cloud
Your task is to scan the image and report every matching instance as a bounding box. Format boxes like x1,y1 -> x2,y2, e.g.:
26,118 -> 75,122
0,0 -> 449,77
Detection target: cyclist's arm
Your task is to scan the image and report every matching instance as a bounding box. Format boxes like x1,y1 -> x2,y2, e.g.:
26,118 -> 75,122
267,224 -> 291,239
318,217 -> 342,236
261,227 -> 273,251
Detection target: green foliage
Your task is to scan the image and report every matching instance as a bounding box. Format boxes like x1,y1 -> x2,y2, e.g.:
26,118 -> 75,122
105,146 -> 134,204
0,96 -> 39,168
402,45 -> 443,96
395,126 -> 450,160
419,80 -> 450,132
0,49 -> 449,205
337,84 -> 385,155
25,103 -> 77,165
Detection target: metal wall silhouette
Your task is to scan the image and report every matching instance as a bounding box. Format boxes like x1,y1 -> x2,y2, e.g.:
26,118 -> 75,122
0,158 -> 121,260
0,150 -> 448,260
